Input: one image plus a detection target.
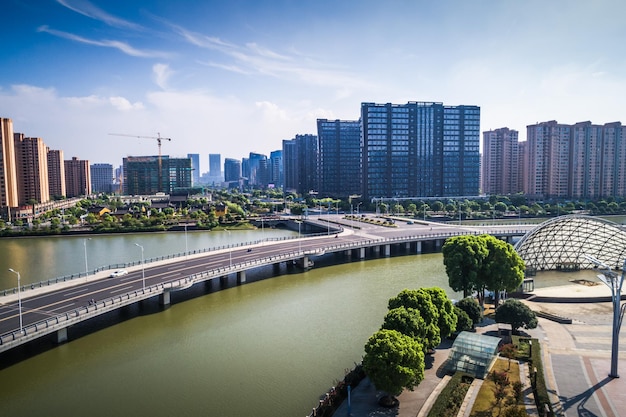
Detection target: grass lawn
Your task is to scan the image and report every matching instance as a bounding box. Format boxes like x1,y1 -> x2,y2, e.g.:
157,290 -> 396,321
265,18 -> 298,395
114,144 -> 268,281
470,358 -> 526,417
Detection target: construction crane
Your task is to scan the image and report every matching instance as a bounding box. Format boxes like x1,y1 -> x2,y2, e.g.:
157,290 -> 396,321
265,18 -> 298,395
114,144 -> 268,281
109,132 -> 172,192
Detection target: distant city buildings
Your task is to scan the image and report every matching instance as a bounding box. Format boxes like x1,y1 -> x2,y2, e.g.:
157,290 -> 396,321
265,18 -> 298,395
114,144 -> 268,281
4,103 -> 626,223
187,153 -> 200,186
91,163 -> 114,194
224,158 -> 241,186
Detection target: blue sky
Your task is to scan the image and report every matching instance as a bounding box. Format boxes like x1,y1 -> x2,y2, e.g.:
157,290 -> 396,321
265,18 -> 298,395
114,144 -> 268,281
1,0 -> 625,172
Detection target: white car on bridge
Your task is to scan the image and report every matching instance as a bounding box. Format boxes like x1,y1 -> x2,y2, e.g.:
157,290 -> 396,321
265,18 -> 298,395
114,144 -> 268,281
110,269 -> 128,278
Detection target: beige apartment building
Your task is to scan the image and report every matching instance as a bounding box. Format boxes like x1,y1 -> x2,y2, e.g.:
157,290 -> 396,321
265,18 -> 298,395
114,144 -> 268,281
47,148 -> 66,198
0,118 -> 19,213
14,134 -> 50,205
482,128 -> 521,195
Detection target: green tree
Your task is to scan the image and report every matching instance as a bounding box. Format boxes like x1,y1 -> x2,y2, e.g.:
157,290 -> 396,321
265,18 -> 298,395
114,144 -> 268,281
381,307 -> 427,342
495,299 -> 538,332
362,329 -> 425,405
423,287 -> 457,340
454,306 -> 473,333
455,297 -> 482,327
481,236 -> 525,307
442,235 -> 489,298
388,289 -> 441,350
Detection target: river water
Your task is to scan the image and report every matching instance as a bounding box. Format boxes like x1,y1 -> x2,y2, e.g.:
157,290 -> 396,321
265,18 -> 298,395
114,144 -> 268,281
0,228 -> 584,417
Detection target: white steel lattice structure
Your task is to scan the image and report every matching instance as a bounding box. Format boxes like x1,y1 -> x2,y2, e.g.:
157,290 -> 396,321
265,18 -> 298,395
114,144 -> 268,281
514,215 -> 626,271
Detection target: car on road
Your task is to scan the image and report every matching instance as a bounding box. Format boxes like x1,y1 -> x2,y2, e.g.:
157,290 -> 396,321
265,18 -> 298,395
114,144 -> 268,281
110,269 -> 128,278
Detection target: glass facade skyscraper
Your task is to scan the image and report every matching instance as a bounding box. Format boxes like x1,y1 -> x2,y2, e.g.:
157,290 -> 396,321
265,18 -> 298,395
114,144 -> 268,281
361,101 -> 480,199
317,119 -> 361,197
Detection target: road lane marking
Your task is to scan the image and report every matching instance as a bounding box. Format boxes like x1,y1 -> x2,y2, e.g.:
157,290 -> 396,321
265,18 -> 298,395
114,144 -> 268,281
64,288 -> 90,297
110,286 -> 134,294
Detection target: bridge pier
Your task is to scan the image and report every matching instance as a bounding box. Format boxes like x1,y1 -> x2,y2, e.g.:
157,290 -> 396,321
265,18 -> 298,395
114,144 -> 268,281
237,271 -> 246,284
435,239 -> 443,250
220,275 -> 228,286
405,242 -> 411,252
416,241 -> 422,254
384,244 -> 391,257
160,291 -> 171,307
359,247 -> 366,259
57,328 -> 68,344
345,249 -> 352,259
373,246 -> 380,256
273,263 -> 281,274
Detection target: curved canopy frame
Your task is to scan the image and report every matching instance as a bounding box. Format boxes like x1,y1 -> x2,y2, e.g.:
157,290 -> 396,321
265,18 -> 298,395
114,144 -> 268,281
514,215 -> 626,271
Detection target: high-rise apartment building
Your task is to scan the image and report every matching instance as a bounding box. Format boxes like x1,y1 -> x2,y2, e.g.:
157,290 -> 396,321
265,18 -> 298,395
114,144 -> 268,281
523,120 -> 626,199
91,163 -> 114,193
317,119 -> 361,197
14,134 -> 50,205
47,148 -> 66,198
187,153 -> 200,185
482,128 -> 520,195
0,118 -> 19,213
65,157 -> 91,198
361,102 -> 480,199
282,134 -> 317,195
525,121 -> 571,198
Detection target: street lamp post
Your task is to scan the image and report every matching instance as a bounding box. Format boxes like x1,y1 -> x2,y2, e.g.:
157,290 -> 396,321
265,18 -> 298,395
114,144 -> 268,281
184,223 -> 188,259
357,202 -> 363,217
134,243 -> 145,290
8,268 -> 23,333
298,221 -> 302,252
225,229 -> 232,267
83,238 -> 91,279
585,255 -> 626,378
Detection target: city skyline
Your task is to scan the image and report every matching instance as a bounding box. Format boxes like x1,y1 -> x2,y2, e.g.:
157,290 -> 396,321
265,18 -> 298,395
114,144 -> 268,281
1,1 -> 625,167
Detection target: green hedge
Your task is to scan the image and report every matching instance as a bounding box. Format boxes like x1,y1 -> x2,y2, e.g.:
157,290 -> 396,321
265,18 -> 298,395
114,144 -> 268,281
427,372 -> 473,417
515,337 -> 554,417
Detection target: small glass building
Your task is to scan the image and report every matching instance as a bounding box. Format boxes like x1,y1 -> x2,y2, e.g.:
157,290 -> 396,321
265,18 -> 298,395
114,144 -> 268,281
446,331 -> 501,378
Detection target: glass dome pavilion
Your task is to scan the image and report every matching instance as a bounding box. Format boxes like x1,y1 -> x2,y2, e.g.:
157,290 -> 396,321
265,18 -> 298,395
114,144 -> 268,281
514,215 -> 626,272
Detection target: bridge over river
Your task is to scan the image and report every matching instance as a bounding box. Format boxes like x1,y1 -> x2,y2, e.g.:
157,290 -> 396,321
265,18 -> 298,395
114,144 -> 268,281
0,215 -> 533,354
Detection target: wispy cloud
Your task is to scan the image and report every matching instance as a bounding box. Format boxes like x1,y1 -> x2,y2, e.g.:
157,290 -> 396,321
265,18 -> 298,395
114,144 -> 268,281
171,24 -> 370,93
56,0 -> 143,30
38,25 -> 171,59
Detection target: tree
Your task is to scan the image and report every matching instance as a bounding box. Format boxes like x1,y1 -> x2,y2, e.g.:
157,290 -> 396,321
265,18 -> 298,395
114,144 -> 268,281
381,307 -> 427,342
442,235 -> 489,298
423,287 -> 457,340
455,297 -> 482,327
495,299 -> 538,333
362,329 -> 424,405
454,306 -> 473,333
481,235 -> 525,307
388,289 -> 441,350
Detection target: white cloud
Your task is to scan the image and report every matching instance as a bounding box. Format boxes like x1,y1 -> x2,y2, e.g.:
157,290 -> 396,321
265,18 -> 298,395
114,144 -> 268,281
37,25 -> 171,59
152,64 -> 172,90
56,0 -> 144,30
